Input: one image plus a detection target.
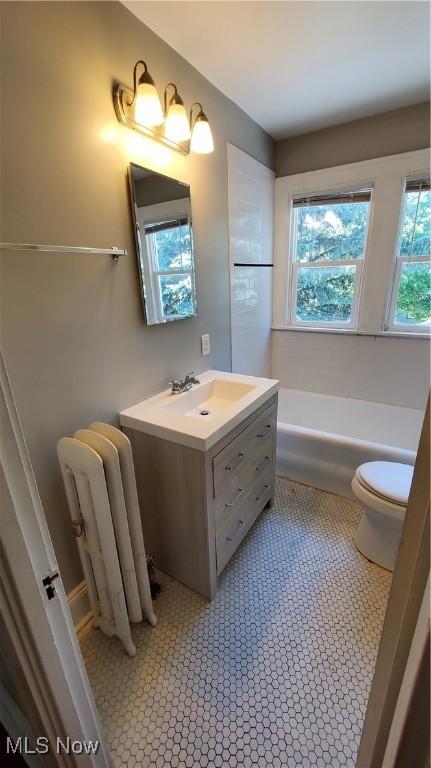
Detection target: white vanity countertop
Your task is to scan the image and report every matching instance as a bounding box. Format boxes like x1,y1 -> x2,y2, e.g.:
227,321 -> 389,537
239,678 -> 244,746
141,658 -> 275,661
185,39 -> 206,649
120,370 -> 279,451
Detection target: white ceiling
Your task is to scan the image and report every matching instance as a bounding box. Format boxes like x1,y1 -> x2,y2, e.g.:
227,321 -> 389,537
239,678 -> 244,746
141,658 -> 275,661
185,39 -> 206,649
124,1 -> 430,139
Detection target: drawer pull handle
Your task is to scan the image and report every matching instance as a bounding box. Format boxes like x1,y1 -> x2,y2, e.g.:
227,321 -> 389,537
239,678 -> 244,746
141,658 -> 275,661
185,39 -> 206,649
257,424 -> 272,438
225,487 -> 245,508
256,483 -> 270,502
256,456 -> 270,472
227,519 -> 244,542
226,452 -> 245,472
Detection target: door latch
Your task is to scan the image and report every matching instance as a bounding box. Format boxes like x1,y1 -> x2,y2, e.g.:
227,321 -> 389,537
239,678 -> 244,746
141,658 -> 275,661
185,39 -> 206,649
42,570 -> 60,600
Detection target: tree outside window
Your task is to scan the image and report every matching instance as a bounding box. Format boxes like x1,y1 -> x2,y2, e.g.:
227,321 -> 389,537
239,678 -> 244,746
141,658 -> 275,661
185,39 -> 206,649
291,192 -> 371,327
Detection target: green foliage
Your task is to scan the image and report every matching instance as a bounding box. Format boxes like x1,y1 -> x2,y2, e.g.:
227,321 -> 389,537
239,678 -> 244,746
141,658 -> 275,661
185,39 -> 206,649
151,223 -> 194,318
396,262 -> 431,324
295,193 -> 431,326
395,189 -> 430,325
160,275 -> 193,318
155,224 -> 192,271
296,267 -> 355,322
399,190 -> 431,257
296,202 -> 368,263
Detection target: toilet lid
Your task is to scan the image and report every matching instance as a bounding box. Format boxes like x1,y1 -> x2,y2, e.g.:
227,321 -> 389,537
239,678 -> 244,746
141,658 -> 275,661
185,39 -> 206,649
357,462 -> 414,505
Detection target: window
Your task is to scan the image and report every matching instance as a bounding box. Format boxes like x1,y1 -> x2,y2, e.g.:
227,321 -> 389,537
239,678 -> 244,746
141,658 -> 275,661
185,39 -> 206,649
273,149 -> 431,336
143,218 -> 196,321
288,189 -> 371,328
387,179 -> 431,332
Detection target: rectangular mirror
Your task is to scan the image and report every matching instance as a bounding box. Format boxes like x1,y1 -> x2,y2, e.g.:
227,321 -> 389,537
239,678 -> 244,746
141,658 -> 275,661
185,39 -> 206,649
128,163 -> 197,325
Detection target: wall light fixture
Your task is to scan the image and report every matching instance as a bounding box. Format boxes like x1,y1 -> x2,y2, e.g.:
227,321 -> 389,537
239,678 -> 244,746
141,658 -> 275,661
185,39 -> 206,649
129,61 -> 164,128
114,60 -> 214,155
164,83 -> 191,143
190,103 -> 215,154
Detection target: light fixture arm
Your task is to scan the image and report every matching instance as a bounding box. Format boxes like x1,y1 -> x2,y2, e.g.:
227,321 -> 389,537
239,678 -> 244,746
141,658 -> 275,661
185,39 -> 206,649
127,60 -> 153,106
164,82 -> 179,116
190,102 -> 205,126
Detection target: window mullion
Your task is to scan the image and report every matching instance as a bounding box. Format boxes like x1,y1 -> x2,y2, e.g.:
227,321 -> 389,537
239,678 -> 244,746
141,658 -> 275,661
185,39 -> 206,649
287,209 -> 298,326
398,255 -> 430,265
296,258 -> 361,269
359,175 -> 405,333
289,263 -> 299,325
154,269 -> 194,277
351,260 -> 363,329
387,258 -> 403,329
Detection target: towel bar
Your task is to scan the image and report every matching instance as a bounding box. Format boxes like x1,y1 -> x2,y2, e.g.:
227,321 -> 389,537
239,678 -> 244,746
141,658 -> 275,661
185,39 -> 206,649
0,242 -> 127,261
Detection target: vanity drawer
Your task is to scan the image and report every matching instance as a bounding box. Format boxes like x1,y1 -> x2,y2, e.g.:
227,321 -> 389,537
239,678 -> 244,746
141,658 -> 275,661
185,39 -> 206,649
214,435 -> 273,530
213,402 -> 276,498
216,469 -> 273,576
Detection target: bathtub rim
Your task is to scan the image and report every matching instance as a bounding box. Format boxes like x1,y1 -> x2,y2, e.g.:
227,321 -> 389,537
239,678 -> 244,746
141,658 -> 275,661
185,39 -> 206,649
277,420 -> 417,464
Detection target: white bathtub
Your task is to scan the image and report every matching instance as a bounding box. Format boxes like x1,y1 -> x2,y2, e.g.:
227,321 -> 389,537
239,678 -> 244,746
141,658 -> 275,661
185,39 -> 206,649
276,388 -> 424,499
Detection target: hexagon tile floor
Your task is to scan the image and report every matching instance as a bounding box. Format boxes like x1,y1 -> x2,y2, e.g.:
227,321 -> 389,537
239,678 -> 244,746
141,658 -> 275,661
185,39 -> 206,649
79,478 -> 392,768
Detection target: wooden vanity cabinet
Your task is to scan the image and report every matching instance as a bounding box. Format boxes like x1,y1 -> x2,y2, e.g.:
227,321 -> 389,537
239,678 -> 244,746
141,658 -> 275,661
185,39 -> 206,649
125,393 -> 277,600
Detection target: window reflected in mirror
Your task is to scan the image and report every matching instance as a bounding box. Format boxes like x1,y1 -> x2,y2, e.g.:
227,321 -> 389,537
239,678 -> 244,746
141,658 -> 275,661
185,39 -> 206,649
129,163 -> 197,324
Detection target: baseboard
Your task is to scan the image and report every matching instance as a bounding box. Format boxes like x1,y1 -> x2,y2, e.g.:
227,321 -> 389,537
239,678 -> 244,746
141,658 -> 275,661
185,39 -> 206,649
67,580 -> 92,634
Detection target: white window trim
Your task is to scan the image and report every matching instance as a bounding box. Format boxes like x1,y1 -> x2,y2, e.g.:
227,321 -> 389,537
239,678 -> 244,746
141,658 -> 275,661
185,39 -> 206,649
386,255 -> 430,333
287,192 -> 372,330
385,178 -> 431,333
145,230 -> 196,323
137,198 -> 196,324
273,148 -> 431,337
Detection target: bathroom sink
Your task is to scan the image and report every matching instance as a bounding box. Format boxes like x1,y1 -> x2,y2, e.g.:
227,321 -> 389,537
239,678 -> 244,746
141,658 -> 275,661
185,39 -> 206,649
163,378 -> 256,416
120,370 -> 279,450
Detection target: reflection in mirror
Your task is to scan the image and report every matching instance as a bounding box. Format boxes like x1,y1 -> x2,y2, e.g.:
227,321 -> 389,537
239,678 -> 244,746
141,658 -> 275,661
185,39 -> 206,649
128,163 -> 197,325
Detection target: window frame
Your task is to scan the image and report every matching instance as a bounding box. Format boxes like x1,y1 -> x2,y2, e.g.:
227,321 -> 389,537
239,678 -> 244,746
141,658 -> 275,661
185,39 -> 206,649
136,197 -> 197,325
385,179 -> 431,335
273,149 -> 431,338
144,223 -> 196,323
287,193 -> 371,330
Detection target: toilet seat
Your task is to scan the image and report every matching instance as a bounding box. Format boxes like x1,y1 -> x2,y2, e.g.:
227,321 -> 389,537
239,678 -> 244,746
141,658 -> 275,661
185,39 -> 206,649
352,461 -> 413,521
356,461 -> 413,505
352,475 -> 406,520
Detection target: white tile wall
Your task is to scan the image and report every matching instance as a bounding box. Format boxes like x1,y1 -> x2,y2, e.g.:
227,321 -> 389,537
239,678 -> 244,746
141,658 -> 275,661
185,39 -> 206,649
228,144 -> 274,377
272,331 -> 429,410
231,266 -> 272,377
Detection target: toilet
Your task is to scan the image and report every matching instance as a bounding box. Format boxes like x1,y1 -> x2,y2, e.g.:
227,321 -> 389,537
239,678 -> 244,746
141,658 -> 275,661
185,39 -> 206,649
351,461 -> 414,571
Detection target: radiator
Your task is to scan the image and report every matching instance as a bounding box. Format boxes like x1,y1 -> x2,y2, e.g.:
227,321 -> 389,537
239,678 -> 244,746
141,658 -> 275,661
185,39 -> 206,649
57,423 -> 157,657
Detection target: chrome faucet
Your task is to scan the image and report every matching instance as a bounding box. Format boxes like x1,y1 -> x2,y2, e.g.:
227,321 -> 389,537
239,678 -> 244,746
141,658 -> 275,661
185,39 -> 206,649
170,372 -> 200,395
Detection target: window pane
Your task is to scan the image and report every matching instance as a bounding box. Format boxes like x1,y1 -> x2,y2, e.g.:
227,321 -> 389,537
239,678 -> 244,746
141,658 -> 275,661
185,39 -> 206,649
295,202 -> 369,262
395,262 -> 431,326
296,265 -> 356,323
399,189 -> 431,256
159,274 -> 194,318
154,224 -> 193,270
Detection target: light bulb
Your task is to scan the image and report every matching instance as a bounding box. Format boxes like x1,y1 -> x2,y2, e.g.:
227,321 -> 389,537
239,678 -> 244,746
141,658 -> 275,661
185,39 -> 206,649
190,114 -> 214,154
165,102 -> 191,142
134,82 -> 164,128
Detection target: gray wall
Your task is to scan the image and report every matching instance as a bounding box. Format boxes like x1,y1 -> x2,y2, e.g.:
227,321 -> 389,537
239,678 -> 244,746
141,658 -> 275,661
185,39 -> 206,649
275,102 -> 430,176
0,1 -> 274,593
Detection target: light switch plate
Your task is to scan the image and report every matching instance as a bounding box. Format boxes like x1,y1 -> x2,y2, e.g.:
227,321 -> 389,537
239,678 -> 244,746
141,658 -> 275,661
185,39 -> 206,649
201,334 -> 210,356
